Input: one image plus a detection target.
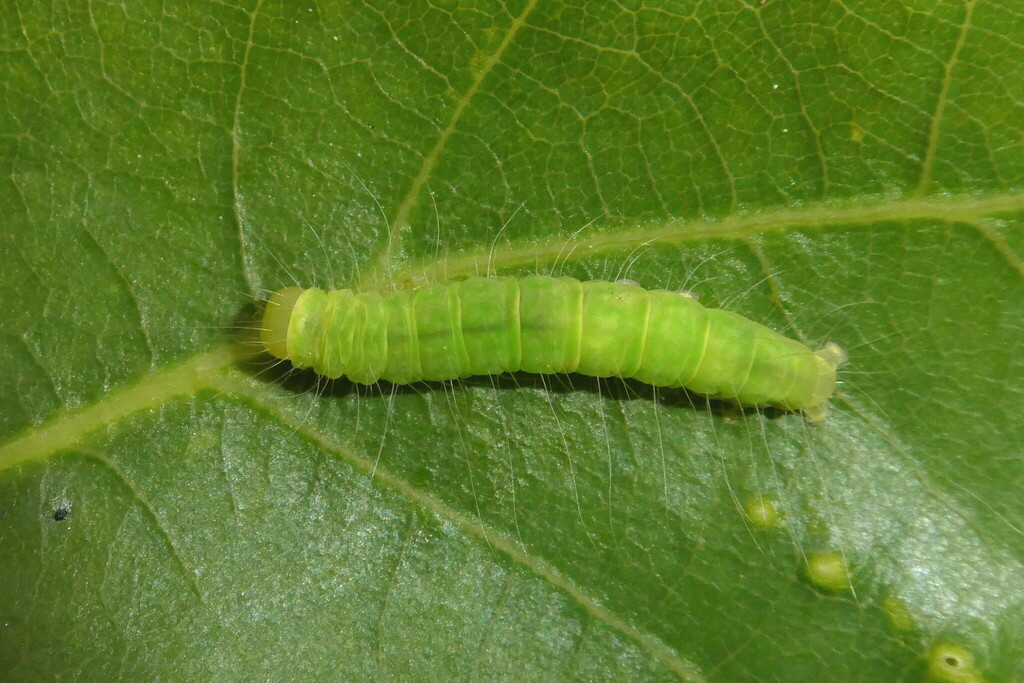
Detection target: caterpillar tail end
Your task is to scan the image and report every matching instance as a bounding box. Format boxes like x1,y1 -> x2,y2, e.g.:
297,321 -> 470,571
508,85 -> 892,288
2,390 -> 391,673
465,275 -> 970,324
817,341 -> 849,369
260,287 -> 306,360
801,342 -> 848,423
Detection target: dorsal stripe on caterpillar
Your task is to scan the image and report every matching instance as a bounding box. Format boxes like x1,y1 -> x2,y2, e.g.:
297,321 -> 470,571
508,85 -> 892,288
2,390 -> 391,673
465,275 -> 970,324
260,275 -> 846,420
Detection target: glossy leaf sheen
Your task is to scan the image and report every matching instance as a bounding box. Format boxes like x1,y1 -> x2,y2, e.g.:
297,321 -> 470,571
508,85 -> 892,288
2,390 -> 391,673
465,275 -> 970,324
1,1 -> 1023,681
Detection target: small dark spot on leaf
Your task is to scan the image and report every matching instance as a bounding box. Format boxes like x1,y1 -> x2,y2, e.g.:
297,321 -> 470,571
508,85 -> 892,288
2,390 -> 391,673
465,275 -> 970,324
944,656 -> 961,668
53,507 -> 69,522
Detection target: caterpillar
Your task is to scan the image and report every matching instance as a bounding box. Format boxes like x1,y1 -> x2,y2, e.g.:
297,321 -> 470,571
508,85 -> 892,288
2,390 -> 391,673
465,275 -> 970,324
259,276 -> 846,420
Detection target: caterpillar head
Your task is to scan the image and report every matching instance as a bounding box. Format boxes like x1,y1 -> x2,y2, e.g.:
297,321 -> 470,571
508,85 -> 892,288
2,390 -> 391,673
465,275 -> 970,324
260,287 -> 306,360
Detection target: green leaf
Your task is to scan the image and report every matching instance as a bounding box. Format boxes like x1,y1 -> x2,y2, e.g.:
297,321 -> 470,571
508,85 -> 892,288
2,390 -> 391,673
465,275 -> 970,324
2,0 -> 1022,680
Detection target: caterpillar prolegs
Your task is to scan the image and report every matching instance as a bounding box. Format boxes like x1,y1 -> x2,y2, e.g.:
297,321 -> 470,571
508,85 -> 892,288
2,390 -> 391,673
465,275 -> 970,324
260,276 -> 846,420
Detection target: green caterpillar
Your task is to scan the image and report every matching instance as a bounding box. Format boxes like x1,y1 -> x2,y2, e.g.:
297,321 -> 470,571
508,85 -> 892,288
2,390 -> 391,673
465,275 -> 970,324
260,276 -> 845,420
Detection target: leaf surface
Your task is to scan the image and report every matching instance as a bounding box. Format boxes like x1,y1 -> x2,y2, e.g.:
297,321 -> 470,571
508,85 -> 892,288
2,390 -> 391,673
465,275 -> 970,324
2,1 -> 1023,680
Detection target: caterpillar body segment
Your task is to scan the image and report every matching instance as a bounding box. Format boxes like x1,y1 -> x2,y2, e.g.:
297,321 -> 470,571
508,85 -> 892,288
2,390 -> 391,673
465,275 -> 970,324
260,276 -> 844,420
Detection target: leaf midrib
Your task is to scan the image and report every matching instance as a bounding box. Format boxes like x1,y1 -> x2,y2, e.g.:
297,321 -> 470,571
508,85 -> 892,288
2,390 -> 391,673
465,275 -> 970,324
4,188 -> 1023,470
4,179 -> 1021,676
0,347 -> 707,681
376,190 -> 1024,288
